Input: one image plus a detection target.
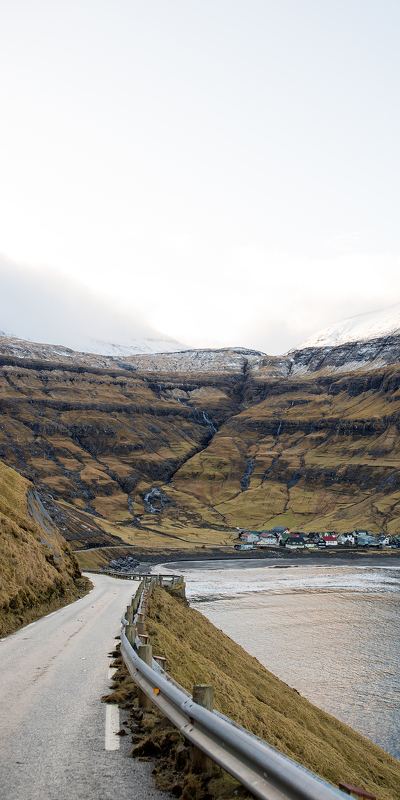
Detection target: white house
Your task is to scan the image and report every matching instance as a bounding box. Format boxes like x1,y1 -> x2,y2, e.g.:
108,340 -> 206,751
258,532 -> 279,547
240,531 -> 260,544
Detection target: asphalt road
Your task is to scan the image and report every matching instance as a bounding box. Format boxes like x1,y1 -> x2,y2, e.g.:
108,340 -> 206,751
0,573 -> 166,800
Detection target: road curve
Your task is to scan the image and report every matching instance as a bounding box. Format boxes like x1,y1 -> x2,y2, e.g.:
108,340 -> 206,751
0,573 -> 165,800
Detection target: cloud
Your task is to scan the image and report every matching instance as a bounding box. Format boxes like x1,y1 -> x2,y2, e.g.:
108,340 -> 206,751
133,245 -> 400,355
1,249 -> 400,358
0,254 -> 183,351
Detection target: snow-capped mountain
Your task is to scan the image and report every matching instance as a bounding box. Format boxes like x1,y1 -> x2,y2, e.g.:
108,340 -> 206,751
0,329 -> 189,358
294,303 -> 400,351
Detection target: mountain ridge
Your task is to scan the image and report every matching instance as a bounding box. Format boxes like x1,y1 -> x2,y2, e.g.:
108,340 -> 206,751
295,302 -> 400,350
1,316 -> 400,550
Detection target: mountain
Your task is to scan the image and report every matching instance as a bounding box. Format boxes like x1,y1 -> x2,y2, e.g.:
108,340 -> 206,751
295,303 -> 400,350
0,330 -> 189,360
1,318 -> 400,566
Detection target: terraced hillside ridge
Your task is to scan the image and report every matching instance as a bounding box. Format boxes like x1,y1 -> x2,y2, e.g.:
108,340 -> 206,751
0,459 -> 84,636
1,332 -> 400,547
158,341 -> 400,535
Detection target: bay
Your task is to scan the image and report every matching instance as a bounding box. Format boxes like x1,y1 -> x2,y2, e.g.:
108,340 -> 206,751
159,559 -> 400,760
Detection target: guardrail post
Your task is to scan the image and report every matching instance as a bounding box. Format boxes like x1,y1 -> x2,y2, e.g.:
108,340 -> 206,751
126,623 -> 136,647
126,605 -> 134,624
138,644 -> 153,708
192,684 -> 214,771
339,784 -> 376,800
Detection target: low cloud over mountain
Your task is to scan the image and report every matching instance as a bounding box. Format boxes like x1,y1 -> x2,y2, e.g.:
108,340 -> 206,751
0,254 -> 187,355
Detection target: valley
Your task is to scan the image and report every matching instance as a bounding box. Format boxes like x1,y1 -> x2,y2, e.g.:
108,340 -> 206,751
1,333 -> 400,562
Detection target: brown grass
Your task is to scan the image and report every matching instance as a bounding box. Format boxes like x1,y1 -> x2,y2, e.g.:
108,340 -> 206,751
0,458 -> 89,637
144,587 -> 400,800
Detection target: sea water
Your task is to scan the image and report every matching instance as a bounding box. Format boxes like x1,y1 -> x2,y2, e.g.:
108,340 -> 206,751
158,559 -> 400,760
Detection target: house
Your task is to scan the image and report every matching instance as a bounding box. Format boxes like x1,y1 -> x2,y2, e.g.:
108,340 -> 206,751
323,534 -> 338,546
240,531 -> 260,544
271,526 -> 290,536
376,534 -> 390,546
258,532 -> 279,547
304,536 -> 319,548
306,532 -> 323,544
338,533 -> 355,545
285,535 -> 306,549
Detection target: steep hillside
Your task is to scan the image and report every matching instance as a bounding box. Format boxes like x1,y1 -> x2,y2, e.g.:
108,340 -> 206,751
0,346 -> 258,549
126,337 -> 400,536
0,459 -> 84,636
164,365 -> 400,534
1,332 -> 400,546
141,587 -> 400,800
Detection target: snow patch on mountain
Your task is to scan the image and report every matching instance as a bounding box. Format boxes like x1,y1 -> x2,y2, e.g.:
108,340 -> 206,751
294,303 -> 400,350
0,329 -> 189,358
69,334 -> 189,357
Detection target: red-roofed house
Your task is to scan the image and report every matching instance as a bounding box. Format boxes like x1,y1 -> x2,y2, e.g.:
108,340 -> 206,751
323,535 -> 338,546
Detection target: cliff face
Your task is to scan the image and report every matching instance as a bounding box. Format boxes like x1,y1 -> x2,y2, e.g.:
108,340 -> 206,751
1,334 -> 400,545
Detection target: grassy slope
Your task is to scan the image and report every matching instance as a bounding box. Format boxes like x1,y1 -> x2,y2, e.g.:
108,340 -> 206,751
0,459 -> 86,636
0,362 -> 238,547
2,355 -> 400,548
146,587 -> 400,800
156,374 -> 400,535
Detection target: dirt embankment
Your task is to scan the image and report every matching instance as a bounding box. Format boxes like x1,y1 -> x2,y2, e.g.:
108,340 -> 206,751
105,586 -> 400,800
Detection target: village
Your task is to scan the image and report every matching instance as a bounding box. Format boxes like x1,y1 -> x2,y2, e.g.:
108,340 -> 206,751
235,527 -> 400,550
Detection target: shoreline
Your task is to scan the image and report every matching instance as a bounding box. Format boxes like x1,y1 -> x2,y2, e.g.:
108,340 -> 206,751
133,547 -> 400,572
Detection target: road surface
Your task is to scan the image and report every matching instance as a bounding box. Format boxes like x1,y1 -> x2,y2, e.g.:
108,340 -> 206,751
0,573 -> 166,800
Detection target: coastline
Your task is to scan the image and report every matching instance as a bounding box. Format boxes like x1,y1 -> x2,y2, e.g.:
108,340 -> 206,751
134,547 -> 400,572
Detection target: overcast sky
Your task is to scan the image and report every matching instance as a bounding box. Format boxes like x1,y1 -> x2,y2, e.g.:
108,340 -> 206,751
1,0 -> 400,355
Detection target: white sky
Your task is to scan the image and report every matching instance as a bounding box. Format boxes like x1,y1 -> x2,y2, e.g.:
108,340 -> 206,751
0,0 -> 400,355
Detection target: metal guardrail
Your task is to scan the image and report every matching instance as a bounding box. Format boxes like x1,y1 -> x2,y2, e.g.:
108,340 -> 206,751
120,576 -> 349,800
